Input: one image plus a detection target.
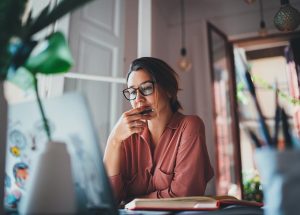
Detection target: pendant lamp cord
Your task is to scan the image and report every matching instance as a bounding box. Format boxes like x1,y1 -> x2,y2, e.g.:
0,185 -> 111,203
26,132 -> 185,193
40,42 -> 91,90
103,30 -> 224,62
259,0 -> 264,22
180,0 -> 186,49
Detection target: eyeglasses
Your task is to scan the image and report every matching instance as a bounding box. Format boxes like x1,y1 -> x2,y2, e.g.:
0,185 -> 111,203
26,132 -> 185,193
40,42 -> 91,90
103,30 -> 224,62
123,81 -> 155,100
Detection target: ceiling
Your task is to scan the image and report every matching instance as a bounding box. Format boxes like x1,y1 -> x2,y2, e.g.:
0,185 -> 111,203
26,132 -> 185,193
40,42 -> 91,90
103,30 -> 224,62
154,0 -> 300,37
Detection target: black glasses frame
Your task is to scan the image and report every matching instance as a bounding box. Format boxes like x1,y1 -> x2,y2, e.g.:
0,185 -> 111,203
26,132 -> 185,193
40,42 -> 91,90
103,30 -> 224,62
122,80 -> 155,100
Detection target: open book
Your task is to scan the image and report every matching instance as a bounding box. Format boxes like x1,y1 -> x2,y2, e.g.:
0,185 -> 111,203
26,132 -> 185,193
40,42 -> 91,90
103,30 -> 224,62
125,196 -> 263,211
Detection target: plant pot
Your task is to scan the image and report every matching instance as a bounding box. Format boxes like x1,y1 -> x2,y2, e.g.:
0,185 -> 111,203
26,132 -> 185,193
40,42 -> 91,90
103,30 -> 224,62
255,148 -> 300,215
19,141 -> 76,214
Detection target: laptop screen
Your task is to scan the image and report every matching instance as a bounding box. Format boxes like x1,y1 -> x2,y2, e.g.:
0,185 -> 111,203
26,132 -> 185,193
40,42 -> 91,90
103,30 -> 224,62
4,92 -> 118,214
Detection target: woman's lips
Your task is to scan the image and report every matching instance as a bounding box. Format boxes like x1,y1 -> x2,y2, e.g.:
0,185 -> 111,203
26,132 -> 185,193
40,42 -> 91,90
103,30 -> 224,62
139,106 -> 153,115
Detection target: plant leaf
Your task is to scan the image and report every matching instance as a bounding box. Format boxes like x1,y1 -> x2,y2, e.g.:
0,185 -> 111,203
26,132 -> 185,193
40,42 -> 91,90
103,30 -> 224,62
0,0 -> 27,80
24,32 -> 73,75
25,0 -> 96,39
23,4 -> 51,38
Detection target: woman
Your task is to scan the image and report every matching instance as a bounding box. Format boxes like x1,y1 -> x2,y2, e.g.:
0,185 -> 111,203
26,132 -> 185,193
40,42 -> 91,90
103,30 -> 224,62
104,57 -> 214,204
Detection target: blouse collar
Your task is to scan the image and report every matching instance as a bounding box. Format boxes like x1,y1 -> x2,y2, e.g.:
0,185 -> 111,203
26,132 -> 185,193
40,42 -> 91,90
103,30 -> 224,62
166,111 -> 183,129
140,111 -> 183,142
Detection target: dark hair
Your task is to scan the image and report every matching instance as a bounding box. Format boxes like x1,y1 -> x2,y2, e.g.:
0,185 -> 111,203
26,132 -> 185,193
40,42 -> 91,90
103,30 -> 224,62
127,57 -> 182,112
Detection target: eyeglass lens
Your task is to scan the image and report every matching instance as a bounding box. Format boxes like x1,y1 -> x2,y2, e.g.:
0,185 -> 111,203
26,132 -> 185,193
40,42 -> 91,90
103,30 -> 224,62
123,81 -> 154,100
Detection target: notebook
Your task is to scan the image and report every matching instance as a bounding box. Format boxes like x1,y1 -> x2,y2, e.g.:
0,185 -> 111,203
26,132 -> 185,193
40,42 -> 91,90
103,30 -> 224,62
4,92 -> 118,214
125,196 -> 263,211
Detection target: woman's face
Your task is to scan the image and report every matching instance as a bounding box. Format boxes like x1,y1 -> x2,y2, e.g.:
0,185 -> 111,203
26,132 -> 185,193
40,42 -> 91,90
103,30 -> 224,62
127,69 -> 170,114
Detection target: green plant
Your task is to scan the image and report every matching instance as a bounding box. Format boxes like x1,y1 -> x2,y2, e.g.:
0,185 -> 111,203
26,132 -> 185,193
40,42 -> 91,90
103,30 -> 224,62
0,0 -> 95,141
243,172 -> 263,203
252,74 -> 300,105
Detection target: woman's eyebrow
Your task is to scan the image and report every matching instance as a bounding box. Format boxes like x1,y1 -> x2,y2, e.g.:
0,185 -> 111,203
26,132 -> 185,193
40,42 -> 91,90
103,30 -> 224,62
128,80 -> 152,89
127,85 -> 135,88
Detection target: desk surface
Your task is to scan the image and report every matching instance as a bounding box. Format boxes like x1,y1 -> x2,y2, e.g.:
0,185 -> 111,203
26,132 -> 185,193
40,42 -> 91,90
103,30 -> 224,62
6,205 -> 263,215
119,205 -> 263,215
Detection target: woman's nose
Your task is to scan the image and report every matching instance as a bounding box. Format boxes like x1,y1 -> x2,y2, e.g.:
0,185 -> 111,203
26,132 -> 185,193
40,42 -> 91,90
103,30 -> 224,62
135,90 -> 145,103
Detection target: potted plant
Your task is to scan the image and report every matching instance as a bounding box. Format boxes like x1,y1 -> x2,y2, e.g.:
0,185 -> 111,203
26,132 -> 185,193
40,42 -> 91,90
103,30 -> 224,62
0,0 -> 95,213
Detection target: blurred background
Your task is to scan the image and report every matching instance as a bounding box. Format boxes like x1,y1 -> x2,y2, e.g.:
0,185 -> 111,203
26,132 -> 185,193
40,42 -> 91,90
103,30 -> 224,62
5,0 -> 300,200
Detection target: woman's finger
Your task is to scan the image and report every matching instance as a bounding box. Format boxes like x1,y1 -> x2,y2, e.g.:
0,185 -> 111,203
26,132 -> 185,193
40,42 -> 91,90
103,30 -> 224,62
130,126 -> 144,134
130,120 -> 146,128
125,112 -> 151,123
125,107 -> 144,116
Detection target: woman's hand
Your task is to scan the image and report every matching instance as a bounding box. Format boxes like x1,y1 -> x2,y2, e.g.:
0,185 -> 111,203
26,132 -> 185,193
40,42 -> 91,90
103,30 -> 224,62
109,106 -> 154,144
104,106 -> 154,176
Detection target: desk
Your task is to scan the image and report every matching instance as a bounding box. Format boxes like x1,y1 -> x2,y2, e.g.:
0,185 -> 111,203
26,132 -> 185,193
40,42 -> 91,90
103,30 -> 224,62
120,205 -> 263,215
6,204 -> 263,215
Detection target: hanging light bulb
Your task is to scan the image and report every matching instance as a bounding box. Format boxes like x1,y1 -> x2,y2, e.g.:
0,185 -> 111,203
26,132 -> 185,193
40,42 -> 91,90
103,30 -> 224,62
259,20 -> 268,36
178,47 -> 192,72
274,0 -> 300,32
258,0 -> 268,36
178,0 -> 192,72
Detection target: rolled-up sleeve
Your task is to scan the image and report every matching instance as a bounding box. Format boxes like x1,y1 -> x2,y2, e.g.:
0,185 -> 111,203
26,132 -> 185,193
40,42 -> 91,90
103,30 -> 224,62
109,173 -> 125,204
108,141 -> 127,204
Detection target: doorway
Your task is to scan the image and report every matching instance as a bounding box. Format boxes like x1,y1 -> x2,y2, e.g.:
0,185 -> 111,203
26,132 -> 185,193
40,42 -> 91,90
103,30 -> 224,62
234,35 -> 299,201
208,21 -> 300,200
233,36 -> 300,201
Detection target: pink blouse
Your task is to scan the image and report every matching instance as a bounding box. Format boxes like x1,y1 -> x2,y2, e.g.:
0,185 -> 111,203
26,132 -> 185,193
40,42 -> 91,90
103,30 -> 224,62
109,112 -> 214,204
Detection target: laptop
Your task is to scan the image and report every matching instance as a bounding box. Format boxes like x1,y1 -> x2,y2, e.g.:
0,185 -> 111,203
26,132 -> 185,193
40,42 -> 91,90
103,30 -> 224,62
4,92 -> 118,214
